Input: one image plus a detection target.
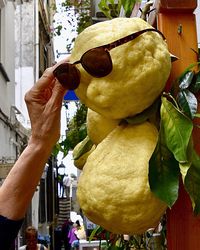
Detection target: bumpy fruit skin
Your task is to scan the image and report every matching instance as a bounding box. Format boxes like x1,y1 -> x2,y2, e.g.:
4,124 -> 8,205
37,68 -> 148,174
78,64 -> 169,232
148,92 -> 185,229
87,109 -> 119,145
77,122 -> 167,234
71,17 -> 171,119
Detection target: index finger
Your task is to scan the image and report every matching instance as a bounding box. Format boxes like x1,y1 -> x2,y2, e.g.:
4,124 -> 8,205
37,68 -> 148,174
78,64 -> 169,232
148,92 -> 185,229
33,57 -> 70,91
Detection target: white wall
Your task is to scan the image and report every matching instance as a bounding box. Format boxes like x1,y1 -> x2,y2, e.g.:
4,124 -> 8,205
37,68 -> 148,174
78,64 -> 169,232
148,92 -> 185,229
15,2 -> 35,128
15,67 -> 33,128
0,2 -> 17,160
0,2 -> 15,113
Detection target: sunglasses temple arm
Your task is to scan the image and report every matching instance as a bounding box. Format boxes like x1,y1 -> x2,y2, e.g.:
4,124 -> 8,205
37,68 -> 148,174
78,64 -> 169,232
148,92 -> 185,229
73,60 -> 81,65
100,28 -> 166,51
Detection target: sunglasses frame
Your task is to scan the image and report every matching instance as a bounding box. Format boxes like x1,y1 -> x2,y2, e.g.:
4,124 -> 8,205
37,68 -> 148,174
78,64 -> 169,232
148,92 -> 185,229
73,28 -> 165,76
53,28 -> 166,88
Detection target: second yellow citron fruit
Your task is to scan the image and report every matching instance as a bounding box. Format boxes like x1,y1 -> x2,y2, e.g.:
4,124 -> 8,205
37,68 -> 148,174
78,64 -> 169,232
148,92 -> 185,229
77,122 -> 167,234
87,108 -> 119,145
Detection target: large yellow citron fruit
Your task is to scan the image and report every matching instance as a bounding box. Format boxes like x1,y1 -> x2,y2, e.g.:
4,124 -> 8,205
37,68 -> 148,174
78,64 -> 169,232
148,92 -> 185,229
77,122 -> 167,234
87,108 -> 119,145
71,17 -> 171,119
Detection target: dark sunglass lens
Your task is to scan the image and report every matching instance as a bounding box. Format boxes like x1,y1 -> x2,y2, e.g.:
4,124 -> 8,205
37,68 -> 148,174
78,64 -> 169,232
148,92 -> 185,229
53,63 -> 80,90
81,48 -> 112,77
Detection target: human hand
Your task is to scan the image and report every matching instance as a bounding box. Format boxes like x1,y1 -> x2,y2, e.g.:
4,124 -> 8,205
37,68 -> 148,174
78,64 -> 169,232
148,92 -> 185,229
25,59 -> 69,148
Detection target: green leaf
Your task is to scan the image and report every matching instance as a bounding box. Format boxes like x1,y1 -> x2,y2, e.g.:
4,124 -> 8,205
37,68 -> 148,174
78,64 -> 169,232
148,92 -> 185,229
98,0 -> 113,19
52,143 -> 61,157
185,149 -> 200,215
161,97 -> 193,162
177,89 -> 198,119
98,0 -> 109,11
179,71 -> 194,89
179,138 -> 193,182
149,124 -> 180,207
89,225 -> 101,242
178,62 -> 200,80
107,245 -> 122,250
194,113 -> 200,118
79,123 -> 87,141
98,0 -> 120,18
121,0 -> 139,17
116,0 -> 122,15
73,136 -> 93,160
179,162 -> 191,182
189,71 -> 200,93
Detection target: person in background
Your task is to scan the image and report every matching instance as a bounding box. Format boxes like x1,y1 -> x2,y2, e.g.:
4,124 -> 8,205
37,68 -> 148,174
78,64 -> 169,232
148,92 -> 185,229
68,223 -> 79,250
62,218 -> 73,250
0,58 -> 72,249
70,220 -> 86,250
63,174 -> 71,198
19,226 -> 48,250
75,220 -> 86,241
58,173 -> 65,197
58,161 -> 66,197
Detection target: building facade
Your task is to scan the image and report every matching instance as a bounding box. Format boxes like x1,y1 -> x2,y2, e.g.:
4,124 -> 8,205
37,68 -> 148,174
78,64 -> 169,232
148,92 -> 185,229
0,0 -> 29,189
15,0 -> 59,248
0,0 -> 58,249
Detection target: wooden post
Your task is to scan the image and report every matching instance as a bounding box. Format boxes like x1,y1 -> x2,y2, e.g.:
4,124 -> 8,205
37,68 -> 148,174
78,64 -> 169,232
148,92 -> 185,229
155,1 -> 200,249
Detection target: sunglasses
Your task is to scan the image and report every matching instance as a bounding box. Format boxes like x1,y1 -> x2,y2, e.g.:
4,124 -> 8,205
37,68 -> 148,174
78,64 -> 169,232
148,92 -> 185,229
53,28 -> 165,90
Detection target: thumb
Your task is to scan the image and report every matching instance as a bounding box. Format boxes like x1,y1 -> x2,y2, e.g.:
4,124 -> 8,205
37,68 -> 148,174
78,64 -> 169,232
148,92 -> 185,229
51,80 -> 68,106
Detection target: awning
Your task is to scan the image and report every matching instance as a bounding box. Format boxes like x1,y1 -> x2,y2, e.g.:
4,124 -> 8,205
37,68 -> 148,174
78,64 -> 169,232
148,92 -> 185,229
64,90 -> 79,101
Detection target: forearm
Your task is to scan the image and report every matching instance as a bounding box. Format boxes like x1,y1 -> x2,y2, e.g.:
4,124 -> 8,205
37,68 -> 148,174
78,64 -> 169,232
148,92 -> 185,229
0,138 -> 53,220
0,63 -> 67,220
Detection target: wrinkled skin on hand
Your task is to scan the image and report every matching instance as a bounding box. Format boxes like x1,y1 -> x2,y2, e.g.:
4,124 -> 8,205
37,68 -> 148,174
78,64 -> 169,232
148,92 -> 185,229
25,60 -> 69,147
0,59 -> 69,225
